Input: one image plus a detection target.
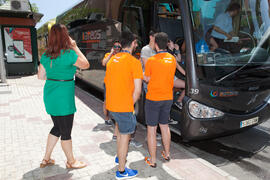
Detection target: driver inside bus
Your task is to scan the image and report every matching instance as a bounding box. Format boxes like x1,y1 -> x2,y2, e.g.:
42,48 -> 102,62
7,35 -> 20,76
210,2 -> 241,53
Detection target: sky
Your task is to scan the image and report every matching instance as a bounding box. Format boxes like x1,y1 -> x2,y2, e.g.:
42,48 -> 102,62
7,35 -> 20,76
29,0 -> 83,29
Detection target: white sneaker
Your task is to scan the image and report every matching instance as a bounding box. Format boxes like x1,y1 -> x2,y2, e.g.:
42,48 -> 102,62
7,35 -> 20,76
129,139 -> 143,148
156,134 -> 162,140
144,138 -> 162,147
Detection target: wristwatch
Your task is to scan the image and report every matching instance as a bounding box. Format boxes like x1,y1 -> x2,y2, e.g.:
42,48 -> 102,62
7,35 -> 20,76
175,50 -> 180,54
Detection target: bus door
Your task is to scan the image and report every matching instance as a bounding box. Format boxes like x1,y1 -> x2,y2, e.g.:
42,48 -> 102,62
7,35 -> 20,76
121,6 -> 147,55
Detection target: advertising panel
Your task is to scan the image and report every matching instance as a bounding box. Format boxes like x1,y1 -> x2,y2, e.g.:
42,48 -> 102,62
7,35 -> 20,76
4,27 -> 32,63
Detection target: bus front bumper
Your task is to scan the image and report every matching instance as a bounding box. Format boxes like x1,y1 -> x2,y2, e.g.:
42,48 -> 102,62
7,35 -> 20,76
181,101 -> 270,141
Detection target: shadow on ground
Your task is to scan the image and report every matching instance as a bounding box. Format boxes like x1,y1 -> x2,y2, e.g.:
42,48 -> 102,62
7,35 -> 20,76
22,165 -> 74,180
91,140 -> 183,180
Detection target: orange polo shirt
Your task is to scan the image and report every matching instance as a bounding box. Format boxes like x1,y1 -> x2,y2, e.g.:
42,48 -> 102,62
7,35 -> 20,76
105,52 -> 143,112
145,52 -> 176,101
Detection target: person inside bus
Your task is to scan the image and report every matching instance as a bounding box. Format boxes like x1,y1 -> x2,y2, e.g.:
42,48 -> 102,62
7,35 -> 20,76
38,24 -> 89,169
168,40 -> 186,109
144,32 -> 176,168
210,2 -> 241,53
158,4 -> 169,18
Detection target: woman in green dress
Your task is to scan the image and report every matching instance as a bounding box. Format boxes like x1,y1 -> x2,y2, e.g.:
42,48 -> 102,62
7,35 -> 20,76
38,24 -> 89,169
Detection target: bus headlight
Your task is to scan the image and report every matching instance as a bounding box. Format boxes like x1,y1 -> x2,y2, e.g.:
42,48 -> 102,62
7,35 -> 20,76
188,101 -> 224,119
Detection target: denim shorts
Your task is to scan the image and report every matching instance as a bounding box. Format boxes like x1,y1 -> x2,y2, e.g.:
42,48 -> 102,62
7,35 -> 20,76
110,112 -> 137,134
145,99 -> 173,126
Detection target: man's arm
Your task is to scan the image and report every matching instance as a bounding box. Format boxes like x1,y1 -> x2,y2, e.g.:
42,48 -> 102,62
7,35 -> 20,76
102,50 -> 114,66
141,47 -> 151,67
174,44 -> 182,62
143,58 -> 151,83
133,79 -> 142,104
141,57 -> 148,67
176,61 -> 185,76
213,26 -> 232,40
143,74 -> 150,83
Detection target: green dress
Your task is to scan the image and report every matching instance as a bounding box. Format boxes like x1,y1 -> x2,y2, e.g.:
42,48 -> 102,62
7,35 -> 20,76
40,49 -> 78,116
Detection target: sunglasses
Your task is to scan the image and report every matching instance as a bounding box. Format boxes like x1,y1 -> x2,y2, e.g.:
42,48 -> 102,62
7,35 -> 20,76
113,45 -> 121,49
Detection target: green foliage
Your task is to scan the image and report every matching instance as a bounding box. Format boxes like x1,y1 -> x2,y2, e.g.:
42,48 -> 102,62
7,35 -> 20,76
30,3 -> 38,13
0,0 -> 9,5
56,7 -> 102,26
37,23 -> 49,37
37,19 -> 55,37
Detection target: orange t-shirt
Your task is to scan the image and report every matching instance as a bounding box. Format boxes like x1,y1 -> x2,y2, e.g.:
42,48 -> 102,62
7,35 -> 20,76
105,52 -> 143,112
145,52 -> 176,101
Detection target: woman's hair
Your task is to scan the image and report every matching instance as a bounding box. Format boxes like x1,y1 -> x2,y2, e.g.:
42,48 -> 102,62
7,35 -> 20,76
45,24 -> 72,59
226,3 -> 240,12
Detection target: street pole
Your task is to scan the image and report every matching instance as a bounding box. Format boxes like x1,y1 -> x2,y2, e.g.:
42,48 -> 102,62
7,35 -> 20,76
0,27 -> 7,83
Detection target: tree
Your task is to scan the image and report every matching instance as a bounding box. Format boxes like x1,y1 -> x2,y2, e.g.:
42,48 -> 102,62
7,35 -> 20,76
30,3 -> 38,13
57,7 -> 101,26
0,0 -> 8,5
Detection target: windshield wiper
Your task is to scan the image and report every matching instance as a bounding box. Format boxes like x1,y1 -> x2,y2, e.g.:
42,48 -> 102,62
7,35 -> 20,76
215,30 -> 270,83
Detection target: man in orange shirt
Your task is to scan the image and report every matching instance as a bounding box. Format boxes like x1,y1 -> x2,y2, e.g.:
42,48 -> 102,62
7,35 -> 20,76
144,32 -> 176,168
105,31 -> 143,179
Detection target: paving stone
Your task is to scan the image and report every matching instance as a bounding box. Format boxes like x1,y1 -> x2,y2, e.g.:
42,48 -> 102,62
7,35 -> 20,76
0,75 -> 235,180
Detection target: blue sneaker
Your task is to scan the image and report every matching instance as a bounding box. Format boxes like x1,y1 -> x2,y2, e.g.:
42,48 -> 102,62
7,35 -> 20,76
116,167 -> 138,179
115,156 -> 127,164
115,156 -> 119,164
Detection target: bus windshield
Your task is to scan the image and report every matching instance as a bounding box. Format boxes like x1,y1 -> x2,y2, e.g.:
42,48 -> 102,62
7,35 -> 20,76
189,0 -> 270,85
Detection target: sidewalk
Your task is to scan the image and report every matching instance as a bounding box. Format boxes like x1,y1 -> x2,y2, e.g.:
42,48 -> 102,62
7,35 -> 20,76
0,75 -> 237,180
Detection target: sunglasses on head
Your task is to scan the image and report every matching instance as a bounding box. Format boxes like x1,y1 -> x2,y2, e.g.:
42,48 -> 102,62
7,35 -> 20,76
113,45 -> 121,49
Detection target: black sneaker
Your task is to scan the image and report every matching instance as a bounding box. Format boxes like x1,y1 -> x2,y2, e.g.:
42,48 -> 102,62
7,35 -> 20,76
105,119 -> 113,126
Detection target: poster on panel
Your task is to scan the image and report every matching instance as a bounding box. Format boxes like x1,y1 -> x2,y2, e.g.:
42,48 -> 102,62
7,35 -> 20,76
4,27 -> 32,63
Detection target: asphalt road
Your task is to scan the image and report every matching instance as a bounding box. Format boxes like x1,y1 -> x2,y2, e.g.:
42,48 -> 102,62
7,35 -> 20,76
76,80 -> 270,180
